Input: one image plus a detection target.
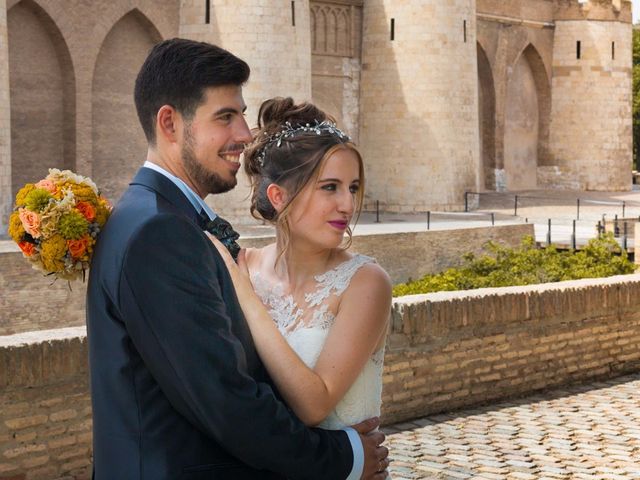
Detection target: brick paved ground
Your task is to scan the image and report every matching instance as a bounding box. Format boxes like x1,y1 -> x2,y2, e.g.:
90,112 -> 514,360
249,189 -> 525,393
383,373 -> 640,479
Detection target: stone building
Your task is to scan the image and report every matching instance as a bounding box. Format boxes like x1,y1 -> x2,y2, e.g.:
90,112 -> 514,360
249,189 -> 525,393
0,0 -> 632,230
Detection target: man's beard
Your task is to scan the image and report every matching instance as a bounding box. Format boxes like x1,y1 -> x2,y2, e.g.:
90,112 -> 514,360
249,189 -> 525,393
182,125 -> 237,195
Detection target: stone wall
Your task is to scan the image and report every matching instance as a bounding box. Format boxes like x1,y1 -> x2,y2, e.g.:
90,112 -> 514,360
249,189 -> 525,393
0,327 -> 91,480
3,274 -> 640,478
344,223 -> 533,284
0,243 -> 87,336
382,274 -> 640,424
476,0 -> 555,191
0,223 -> 532,335
358,0 -> 480,212
2,0 -> 179,227
0,0 -> 9,236
548,17 -> 632,190
310,0 -> 363,143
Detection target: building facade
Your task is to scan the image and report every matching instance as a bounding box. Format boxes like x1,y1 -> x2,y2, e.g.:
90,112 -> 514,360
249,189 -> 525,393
0,0 -> 632,230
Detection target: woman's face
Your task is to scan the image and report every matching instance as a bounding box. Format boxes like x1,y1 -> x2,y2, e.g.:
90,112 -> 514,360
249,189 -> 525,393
286,147 -> 361,250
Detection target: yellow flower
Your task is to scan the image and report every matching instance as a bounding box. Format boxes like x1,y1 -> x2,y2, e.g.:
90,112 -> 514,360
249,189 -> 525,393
15,184 -> 35,207
60,182 -> 98,203
40,234 -> 67,272
94,197 -> 112,227
8,211 -> 25,242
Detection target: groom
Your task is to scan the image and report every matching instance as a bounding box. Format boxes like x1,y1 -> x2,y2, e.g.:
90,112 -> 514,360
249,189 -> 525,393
86,38 -> 388,479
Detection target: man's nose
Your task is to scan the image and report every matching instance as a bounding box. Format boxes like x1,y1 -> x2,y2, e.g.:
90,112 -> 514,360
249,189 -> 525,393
235,115 -> 252,144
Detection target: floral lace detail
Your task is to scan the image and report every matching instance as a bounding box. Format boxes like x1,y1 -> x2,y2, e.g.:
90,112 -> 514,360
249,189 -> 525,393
305,254 -> 374,307
252,275 -> 302,335
251,254 -> 374,335
311,304 -> 335,331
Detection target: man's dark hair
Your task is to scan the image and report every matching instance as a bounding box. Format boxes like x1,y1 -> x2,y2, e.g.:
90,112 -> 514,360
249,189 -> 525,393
134,38 -> 250,144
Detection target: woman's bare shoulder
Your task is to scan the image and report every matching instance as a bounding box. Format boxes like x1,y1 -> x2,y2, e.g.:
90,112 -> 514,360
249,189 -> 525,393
350,259 -> 392,295
244,244 -> 276,272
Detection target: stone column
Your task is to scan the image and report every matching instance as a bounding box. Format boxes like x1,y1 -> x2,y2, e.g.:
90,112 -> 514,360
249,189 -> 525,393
0,0 -> 10,236
359,0 -> 481,212
180,0 -> 312,223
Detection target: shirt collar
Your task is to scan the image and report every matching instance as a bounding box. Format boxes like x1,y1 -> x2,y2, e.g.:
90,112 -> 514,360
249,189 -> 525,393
143,161 -> 217,221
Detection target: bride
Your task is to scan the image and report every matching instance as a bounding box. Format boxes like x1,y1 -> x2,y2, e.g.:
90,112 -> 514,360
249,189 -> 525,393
211,97 -> 392,478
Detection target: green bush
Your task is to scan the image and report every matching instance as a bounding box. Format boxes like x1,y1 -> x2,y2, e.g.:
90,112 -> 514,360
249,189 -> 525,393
392,234 -> 637,297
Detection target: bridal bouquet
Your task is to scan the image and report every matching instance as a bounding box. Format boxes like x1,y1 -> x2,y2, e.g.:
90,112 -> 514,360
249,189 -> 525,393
7,169 -> 111,281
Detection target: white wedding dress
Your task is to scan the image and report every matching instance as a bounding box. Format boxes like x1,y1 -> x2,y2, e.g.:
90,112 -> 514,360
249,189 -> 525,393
251,254 -> 385,431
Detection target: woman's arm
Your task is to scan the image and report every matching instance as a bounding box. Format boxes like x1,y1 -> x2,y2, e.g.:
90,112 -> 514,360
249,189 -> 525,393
210,237 -> 391,426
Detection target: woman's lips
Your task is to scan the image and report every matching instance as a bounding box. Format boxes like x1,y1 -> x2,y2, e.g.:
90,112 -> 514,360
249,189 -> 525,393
328,220 -> 348,230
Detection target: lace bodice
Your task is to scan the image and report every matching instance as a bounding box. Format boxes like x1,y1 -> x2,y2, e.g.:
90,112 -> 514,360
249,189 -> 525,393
251,254 -> 385,430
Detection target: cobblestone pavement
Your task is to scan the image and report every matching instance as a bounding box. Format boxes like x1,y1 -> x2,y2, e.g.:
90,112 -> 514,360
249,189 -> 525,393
382,373 -> 640,479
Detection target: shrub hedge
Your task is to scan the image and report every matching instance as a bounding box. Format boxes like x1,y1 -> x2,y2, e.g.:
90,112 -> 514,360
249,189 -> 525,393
392,233 -> 637,297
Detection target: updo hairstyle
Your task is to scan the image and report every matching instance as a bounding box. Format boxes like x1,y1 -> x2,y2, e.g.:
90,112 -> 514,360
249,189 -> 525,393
244,97 -> 364,251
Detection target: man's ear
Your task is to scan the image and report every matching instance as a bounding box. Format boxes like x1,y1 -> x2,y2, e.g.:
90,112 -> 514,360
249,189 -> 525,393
156,105 -> 181,143
266,183 -> 288,213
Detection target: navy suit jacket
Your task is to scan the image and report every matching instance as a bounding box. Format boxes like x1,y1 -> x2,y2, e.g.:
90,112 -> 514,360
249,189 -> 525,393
86,168 -> 353,479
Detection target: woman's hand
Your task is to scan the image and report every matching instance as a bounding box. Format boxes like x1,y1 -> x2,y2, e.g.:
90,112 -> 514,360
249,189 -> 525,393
206,234 -> 251,294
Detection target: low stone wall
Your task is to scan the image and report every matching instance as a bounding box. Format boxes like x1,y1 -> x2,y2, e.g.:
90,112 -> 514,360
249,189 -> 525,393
0,223 -> 533,335
382,274 -> 640,424
0,244 -> 86,336
0,328 -> 91,480
3,273 -> 640,478
242,223 -> 534,285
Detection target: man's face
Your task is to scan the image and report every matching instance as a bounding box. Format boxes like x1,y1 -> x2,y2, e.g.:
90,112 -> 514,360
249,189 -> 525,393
180,85 -> 251,195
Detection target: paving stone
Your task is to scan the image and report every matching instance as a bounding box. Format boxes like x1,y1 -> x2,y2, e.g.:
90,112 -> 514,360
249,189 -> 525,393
387,372 -> 640,479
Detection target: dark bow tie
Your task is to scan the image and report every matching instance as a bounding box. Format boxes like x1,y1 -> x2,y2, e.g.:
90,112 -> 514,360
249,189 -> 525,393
199,211 -> 241,261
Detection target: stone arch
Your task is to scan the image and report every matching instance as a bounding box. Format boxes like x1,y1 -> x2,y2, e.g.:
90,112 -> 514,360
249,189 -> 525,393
477,42 -> 496,190
91,9 -> 162,202
315,7 -> 328,52
337,9 -> 349,55
8,0 -> 75,195
503,43 -> 551,190
522,44 -> 552,168
311,3 -> 353,56
311,7 -> 317,51
327,8 -> 338,53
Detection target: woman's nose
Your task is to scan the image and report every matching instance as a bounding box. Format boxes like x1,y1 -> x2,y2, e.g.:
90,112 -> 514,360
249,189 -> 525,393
337,189 -> 355,214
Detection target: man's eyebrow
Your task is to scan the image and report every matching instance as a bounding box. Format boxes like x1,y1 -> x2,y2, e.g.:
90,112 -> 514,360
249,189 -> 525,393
214,106 -> 247,115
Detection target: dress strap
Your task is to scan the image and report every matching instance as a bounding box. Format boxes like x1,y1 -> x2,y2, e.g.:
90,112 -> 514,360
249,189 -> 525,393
305,254 -> 375,307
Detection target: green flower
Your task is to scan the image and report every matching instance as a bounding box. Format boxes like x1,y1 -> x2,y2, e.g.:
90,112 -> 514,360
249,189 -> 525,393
58,211 -> 89,240
24,188 -> 53,212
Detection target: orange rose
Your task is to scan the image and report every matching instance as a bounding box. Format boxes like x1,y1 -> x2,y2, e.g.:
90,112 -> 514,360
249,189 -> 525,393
35,179 -> 57,195
18,208 -> 41,238
76,201 -> 96,222
18,241 -> 36,257
67,237 -> 89,259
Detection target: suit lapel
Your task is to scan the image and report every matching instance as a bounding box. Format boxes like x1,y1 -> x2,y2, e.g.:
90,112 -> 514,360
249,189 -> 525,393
130,167 -> 202,225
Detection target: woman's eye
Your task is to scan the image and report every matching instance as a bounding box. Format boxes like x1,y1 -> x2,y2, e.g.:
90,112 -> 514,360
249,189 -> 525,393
321,184 -> 337,191
349,184 -> 360,194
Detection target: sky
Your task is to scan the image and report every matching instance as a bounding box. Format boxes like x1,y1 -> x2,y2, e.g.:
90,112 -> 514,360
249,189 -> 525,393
635,0 -> 640,23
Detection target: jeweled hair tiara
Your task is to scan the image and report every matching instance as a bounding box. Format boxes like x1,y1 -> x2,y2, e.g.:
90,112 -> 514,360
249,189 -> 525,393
255,120 -> 351,166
